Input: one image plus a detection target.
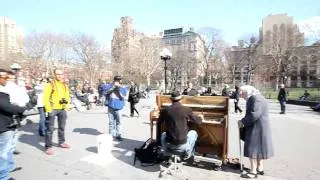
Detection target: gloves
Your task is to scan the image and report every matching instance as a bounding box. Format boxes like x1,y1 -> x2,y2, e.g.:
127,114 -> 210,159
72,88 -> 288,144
25,102 -> 35,110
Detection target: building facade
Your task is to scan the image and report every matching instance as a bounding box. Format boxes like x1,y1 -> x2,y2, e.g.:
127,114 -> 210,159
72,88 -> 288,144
228,13 -> 320,88
161,27 -> 206,89
0,17 -> 24,62
111,16 -> 144,64
111,17 -> 206,90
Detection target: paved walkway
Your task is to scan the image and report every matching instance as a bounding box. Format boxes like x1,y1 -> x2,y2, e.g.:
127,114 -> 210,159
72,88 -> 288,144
11,95 -> 320,180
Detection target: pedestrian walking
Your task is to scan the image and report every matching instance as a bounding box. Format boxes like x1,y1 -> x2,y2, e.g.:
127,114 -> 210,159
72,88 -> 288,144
128,81 -> 139,117
277,84 -> 287,114
234,86 -> 242,114
237,85 -> 274,178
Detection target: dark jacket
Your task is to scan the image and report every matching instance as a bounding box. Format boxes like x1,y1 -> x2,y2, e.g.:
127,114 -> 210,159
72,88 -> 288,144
159,102 -> 202,145
233,89 -> 240,102
128,85 -> 139,103
0,92 -> 26,133
277,88 -> 286,101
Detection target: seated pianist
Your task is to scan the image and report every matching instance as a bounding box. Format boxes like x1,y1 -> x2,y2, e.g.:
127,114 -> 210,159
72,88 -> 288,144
158,91 -> 204,160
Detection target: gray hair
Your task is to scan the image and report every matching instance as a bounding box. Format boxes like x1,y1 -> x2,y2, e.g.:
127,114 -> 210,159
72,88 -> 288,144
240,85 -> 260,98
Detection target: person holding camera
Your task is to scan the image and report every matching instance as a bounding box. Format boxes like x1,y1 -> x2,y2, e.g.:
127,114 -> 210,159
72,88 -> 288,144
105,75 -> 127,141
43,69 -> 71,155
0,69 -> 27,180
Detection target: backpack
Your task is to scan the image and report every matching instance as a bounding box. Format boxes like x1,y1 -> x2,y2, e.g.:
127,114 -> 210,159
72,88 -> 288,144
133,138 -> 161,166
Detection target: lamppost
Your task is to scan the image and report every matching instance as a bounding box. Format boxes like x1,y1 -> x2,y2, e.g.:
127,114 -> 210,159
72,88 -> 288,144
160,48 -> 172,94
10,63 -> 22,84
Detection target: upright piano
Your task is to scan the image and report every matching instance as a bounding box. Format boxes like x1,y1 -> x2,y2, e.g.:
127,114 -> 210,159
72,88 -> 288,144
150,95 -> 229,166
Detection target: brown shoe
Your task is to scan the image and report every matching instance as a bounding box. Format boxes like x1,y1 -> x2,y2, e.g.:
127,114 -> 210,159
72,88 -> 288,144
45,148 -> 54,155
59,143 -> 71,148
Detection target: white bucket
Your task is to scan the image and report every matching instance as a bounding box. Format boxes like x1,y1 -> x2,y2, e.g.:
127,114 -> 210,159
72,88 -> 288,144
96,134 -> 113,155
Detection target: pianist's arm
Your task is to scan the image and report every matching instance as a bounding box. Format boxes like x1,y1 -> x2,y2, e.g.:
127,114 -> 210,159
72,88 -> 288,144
158,108 -> 167,124
241,95 -> 262,127
187,108 -> 202,125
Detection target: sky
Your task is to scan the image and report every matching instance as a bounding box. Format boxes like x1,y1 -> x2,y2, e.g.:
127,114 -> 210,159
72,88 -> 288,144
1,0 -> 319,48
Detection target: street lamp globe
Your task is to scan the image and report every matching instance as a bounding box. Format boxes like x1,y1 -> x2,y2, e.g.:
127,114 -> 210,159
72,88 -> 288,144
160,48 -> 172,61
159,48 -> 172,94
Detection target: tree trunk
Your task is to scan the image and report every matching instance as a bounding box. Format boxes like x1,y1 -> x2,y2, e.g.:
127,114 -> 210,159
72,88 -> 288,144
275,75 -> 280,91
146,75 -> 151,87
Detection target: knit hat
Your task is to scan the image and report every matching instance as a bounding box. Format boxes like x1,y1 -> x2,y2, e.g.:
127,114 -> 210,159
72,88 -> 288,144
113,75 -> 122,81
171,91 -> 182,101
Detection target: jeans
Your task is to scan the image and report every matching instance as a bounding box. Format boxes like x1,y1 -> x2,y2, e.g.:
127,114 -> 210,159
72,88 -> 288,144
161,130 -> 198,157
0,130 -> 15,180
38,107 -> 46,135
280,100 -> 286,113
8,129 -> 19,172
108,107 -> 121,137
45,109 -> 67,148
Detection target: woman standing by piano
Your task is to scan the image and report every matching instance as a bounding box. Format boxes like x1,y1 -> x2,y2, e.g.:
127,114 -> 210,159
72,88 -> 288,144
237,85 -> 274,179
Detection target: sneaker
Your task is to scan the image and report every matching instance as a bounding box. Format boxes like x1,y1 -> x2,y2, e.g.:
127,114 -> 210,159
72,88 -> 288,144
183,152 -> 193,161
45,148 -> 54,155
59,143 -> 71,148
115,136 -> 123,141
13,150 -> 21,155
10,167 -> 22,172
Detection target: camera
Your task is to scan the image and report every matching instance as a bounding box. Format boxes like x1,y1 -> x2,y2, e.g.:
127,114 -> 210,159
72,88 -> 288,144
7,115 -> 23,129
59,98 -> 68,104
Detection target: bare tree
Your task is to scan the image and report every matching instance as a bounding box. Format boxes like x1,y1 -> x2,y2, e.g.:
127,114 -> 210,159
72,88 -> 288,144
72,33 -> 106,85
197,27 -> 229,87
134,37 -> 162,86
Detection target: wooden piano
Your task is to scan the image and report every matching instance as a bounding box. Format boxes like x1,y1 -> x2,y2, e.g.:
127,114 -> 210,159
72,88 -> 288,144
150,95 -> 229,166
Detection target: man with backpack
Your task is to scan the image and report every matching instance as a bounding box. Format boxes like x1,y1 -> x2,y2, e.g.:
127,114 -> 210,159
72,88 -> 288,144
105,75 -> 127,141
43,69 -> 71,155
158,91 -> 203,160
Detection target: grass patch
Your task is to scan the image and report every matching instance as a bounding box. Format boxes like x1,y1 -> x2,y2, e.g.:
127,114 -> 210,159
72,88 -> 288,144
261,88 -> 320,101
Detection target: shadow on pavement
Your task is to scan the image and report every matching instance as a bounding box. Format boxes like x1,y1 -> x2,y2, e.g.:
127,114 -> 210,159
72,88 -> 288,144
86,146 -> 97,153
19,120 -> 45,151
73,128 -> 103,136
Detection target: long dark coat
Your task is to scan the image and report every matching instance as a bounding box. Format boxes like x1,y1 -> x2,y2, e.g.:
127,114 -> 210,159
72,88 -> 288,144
241,94 -> 274,159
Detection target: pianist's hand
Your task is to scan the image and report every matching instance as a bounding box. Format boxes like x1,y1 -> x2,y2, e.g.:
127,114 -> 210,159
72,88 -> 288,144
198,114 -> 204,120
238,120 -> 244,128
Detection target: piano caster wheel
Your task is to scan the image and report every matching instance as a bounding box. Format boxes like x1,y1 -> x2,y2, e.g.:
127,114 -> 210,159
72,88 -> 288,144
159,173 -> 163,178
222,159 -> 228,165
213,165 -> 222,171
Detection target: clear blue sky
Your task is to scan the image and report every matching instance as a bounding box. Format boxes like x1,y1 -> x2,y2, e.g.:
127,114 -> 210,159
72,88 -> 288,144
1,0 -> 319,47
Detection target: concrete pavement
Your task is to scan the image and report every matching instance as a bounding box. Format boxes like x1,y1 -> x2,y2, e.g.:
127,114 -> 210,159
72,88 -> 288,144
11,94 -> 320,180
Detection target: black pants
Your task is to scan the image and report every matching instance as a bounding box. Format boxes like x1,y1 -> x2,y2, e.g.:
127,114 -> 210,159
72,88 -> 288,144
280,100 -> 286,113
45,109 -> 67,148
130,101 -> 139,116
234,101 -> 242,113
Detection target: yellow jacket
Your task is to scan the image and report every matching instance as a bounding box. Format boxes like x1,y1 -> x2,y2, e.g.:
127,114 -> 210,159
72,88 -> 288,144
43,80 -> 70,113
